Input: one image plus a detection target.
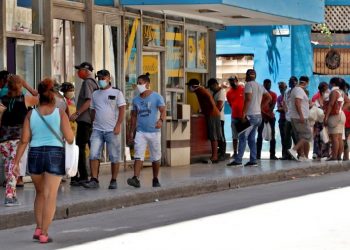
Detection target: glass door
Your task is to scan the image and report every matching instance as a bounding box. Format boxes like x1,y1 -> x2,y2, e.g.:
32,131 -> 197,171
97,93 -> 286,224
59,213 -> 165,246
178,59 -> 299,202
142,52 -> 160,93
7,38 -> 42,89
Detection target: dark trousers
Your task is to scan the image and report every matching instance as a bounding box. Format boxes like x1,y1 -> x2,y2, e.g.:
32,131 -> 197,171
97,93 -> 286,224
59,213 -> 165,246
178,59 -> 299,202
74,121 -> 92,181
278,119 -> 289,159
218,120 -> 226,157
257,118 -> 276,159
285,120 -> 297,152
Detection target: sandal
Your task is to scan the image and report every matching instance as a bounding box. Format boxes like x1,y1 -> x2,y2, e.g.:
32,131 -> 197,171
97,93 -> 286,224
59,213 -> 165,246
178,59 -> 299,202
39,234 -> 53,243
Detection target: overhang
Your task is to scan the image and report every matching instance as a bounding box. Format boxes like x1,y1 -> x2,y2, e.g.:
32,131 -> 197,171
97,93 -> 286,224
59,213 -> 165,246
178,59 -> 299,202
121,0 -> 325,26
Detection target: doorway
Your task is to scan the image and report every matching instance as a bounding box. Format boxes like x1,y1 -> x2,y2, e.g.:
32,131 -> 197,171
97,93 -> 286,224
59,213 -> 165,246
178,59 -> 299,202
142,52 -> 160,92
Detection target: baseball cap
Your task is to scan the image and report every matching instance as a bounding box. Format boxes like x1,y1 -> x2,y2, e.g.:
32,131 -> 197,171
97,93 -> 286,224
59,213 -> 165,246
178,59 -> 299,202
186,78 -> 200,86
96,69 -> 110,77
228,75 -> 238,81
74,62 -> 93,71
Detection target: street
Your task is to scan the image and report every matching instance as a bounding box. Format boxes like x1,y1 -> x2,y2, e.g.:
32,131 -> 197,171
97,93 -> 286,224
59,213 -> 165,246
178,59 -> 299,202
1,171 -> 350,250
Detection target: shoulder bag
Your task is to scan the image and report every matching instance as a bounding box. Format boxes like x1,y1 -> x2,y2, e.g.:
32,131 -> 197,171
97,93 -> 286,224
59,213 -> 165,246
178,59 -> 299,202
35,109 -> 79,177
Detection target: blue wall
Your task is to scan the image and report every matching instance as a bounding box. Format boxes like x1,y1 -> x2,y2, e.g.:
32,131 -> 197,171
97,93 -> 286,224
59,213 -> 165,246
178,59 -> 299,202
326,0 -> 350,5
217,25 -> 293,95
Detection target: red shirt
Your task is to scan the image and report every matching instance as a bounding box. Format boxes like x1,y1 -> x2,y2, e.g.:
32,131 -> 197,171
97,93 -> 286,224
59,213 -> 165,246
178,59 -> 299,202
226,85 -> 244,118
262,90 -> 277,118
344,108 -> 350,128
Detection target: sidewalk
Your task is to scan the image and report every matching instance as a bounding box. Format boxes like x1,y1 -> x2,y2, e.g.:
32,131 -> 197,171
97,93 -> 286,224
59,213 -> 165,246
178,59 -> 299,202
1,158 -> 350,229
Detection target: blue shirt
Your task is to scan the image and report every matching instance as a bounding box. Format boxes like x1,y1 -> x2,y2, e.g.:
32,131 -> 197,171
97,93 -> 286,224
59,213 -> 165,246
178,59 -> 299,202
132,92 -> 165,133
30,108 -> 63,147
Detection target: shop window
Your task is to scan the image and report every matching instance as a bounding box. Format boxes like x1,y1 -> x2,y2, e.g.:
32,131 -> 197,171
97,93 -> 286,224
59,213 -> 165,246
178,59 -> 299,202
124,17 -> 139,105
6,0 -> 41,34
186,30 -> 208,70
216,55 -> 254,82
94,24 -> 118,87
313,48 -> 350,75
142,18 -> 164,47
52,19 -> 76,83
166,24 -> 184,89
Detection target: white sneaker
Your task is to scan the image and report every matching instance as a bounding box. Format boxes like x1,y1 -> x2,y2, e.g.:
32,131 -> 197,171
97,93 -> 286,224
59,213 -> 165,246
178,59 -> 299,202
299,156 -> 310,162
288,149 -> 298,161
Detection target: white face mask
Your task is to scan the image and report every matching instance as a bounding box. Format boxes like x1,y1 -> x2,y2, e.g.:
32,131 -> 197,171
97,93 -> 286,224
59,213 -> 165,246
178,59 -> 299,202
189,85 -> 199,92
137,84 -> 147,94
65,91 -> 75,100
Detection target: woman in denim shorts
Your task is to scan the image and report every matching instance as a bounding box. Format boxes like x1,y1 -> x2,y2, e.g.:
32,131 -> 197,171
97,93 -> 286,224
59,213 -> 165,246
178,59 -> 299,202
13,78 -> 74,243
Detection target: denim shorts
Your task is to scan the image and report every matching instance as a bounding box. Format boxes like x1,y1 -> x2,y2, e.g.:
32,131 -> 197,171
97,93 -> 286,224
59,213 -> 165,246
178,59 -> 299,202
90,129 -> 121,163
28,146 -> 65,176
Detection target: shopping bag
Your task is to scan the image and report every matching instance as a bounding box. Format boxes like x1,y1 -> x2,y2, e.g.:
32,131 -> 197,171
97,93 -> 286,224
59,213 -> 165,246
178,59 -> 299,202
65,139 -> 79,177
320,127 -> 329,143
262,122 -> 272,141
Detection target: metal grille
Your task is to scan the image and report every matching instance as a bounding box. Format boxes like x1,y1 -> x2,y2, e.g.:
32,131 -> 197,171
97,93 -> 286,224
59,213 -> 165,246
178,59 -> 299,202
312,6 -> 350,32
314,48 -> 350,75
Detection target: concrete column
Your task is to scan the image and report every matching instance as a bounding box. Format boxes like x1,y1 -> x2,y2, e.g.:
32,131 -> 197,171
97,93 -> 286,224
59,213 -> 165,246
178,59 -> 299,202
42,0 -> 53,77
85,0 -> 95,65
0,0 -> 6,69
208,29 -> 216,79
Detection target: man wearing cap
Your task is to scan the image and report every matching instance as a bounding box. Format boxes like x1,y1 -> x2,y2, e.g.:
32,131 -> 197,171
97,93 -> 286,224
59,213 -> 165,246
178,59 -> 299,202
187,78 -> 223,164
70,62 -> 99,186
83,70 -> 126,189
227,69 -> 272,167
226,76 -> 244,158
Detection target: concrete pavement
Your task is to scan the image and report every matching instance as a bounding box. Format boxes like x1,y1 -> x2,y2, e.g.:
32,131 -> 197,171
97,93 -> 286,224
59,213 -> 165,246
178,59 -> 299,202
1,158 -> 350,229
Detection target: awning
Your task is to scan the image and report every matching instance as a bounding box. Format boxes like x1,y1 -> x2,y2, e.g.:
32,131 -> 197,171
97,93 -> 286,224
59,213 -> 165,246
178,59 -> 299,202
121,0 -> 325,25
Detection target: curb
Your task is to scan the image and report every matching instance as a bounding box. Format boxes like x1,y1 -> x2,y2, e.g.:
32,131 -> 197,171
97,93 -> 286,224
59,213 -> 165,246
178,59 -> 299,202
1,162 -> 350,229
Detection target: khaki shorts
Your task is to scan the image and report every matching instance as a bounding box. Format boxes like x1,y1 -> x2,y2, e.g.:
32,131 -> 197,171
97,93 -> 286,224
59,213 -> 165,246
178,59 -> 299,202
327,112 -> 346,135
291,118 -> 312,141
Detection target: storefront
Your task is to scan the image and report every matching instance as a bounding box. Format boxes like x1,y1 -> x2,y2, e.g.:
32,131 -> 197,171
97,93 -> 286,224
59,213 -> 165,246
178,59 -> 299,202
0,0 -> 324,166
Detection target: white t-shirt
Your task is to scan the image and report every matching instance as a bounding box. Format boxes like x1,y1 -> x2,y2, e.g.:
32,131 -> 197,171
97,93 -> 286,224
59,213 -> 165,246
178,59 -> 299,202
211,88 -> 226,121
289,86 -> 309,119
91,87 -> 126,131
245,81 -> 267,115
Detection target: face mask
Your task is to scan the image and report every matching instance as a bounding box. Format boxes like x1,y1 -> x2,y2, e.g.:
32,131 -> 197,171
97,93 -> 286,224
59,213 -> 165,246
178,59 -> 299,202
77,70 -> 89,79
98,80 -> 108,89
65,91 -> 75,99
137,84 -> 147,94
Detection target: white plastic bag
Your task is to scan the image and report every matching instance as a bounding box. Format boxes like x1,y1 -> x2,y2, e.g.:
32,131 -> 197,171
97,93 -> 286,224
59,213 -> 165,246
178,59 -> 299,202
320,127 -> 329,143
65,139 -> 79,177
262,122 -> 272,141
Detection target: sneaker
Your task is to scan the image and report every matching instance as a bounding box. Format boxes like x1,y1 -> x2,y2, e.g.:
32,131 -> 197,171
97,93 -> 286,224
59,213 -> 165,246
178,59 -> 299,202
270,156 -> 279,160
127,176 -> 140,188
39,234 -> 53,244
244,161 -> 258,167
108,179 -> 117,190
226,160 -> 243,167
299,156 -> 310,162
152,178 -> 161,188
288,149 -> 298,161
4,197 -> 20,207
82,178 -> 99,189
33,228 -> 42,240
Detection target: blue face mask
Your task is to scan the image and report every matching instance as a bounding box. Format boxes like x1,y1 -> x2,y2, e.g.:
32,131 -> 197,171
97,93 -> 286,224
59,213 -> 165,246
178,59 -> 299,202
98,80 -> 108,89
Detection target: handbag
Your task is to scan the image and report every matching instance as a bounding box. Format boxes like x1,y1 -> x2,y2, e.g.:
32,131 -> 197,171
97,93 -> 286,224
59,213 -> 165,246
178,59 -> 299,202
262,122 -> 272,141
35,109 -> 79,177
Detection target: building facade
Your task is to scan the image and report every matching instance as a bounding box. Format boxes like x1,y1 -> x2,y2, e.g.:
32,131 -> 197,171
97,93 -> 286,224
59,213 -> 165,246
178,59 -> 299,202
0,0 -> 324,165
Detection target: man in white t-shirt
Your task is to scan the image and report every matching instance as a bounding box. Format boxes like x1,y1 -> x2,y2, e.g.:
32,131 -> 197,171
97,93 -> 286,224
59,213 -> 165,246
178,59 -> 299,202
208,78 -> 226,161
228,69 -> 271,167
288,76 -> 312,161
83,69 -> 126,189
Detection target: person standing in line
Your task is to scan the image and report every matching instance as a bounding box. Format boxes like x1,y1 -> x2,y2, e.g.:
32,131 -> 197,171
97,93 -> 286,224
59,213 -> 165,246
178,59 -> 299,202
227,69 -> 271,167
276,81 -> 289,160
186,78 -> 223,164
83,70 -> 126,189
0,75 -> 38,206
13,78 -> 74,243
61,82 -> 77,135
127,74 -> 166,188
208,78 -> 227,161
288,76 -> 312,161
283,76 -> 298,157
343,83 -> 350,161
256,79 -> 278,160
70,62 -> 99,186
226,76 -> 244,158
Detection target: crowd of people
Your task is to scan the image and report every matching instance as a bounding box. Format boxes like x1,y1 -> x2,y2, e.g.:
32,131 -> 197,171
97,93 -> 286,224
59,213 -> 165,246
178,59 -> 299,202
0,62 -> 165,243
1,63 -> 350,243
187,69 -> 350,167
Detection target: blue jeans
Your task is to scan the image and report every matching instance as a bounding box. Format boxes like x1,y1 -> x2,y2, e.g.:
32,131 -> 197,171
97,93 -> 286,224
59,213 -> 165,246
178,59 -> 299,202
90,129 -> 121,163
235,114 -> 262,163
